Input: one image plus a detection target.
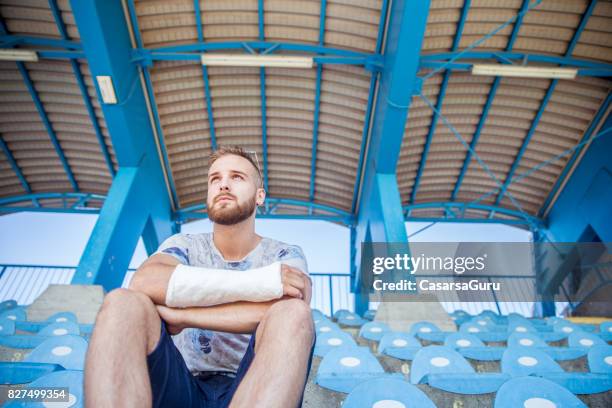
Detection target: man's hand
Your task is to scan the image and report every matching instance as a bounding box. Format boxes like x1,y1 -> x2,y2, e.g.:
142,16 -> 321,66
156,305 -> 185,335
281,265 -> 312,303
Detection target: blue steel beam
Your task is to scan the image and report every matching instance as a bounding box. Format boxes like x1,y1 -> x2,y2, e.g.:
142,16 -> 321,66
540,91 -> 612,217
193,0 -> 217,151
125,0 -> 179,209
258,1 -> 269,193
308,67 -> 322,210
150,42 -> 372,58
0,206 -> 99,215
73,167 -> 155,289
17,63 -> 79,192
0,192 -> 105,206
353,0 -> 431,315
403,201 -> 542,226
451,0 -> 529,200
410,0 -> 471,203
178,197 -> 352,219
0,133 -> 31,194
351,0 -> 389,213
308,1 -> 327,212
419,53 -> 612,73
178,212 -> 352,224
48,0 -> 115,178
70,0 -> 174,289
0,35 -> 81,50
493,0 -> 598,210
259,69 -> 268,191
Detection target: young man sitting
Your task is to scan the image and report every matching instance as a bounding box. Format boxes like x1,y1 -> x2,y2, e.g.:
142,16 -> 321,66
85,146 -> 314,408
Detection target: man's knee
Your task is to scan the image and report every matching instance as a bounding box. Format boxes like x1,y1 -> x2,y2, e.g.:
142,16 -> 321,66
263,299 -> 314,342
98,288 -> 157,322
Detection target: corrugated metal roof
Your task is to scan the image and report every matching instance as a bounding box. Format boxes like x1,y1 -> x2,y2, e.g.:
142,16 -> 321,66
0,0 -> 610,224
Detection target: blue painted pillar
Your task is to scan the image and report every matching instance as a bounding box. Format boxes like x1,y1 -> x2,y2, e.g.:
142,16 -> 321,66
70,0 -> 174,290
352,0 -> 431,315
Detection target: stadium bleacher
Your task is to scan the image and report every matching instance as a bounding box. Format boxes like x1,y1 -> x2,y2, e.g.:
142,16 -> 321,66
0,292 -> 611,408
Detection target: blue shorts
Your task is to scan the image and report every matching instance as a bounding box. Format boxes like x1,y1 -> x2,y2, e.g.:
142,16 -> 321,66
147,321 -> 314,408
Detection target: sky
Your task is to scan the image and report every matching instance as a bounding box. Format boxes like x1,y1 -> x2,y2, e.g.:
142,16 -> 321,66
0,211 -> 531,272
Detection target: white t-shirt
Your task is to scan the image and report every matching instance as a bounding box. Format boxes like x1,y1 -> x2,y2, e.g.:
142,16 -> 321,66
154,232 -> 308,374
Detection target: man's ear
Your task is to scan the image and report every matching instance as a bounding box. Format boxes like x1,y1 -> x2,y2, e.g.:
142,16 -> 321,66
256,188 -> 266,206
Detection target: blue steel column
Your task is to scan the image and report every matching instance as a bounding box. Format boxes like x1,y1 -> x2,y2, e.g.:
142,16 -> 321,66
352,0 -> 431,315
69,0 -> 174,290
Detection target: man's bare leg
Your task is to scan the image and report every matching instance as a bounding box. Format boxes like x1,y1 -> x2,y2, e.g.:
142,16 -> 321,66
84,288 -> 161,408
230,298 -> 314,408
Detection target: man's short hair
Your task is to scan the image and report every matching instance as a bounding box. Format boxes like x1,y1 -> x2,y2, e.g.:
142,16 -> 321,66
208,146 -> 263,187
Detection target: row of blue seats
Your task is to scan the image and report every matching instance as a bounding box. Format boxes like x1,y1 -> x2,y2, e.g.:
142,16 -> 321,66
315,343 -> 612,395
315,308 -> 612,342
0,309 -> 93,349
341,376 -> 592,407
316,325 -> 610,364
0,301 -> 87,407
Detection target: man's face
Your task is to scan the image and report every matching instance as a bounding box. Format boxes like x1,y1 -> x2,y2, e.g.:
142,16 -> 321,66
206,154 -> 263,225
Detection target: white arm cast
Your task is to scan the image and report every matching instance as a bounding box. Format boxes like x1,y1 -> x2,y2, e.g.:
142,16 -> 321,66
165,262 -> 283,307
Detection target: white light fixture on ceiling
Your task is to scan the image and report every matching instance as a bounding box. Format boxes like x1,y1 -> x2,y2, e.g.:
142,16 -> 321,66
0,49 -> 39,62
201,54 -> 313,68
96,76 -> 117,104
471,64 -> 577,79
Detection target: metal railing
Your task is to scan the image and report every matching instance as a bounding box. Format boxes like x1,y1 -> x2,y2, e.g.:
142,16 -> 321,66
0,264 -> 353,315
5,263 -> 588,316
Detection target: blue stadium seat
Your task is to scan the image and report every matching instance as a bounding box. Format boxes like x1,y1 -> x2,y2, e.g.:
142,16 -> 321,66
0,307 -> 27,322
24,335 -> 88,370
359,321 -> 390,341
468,316 -> 503,332
501,347 -> 612,394
342,377 -> 436,408
0,321 -> 84,349
378,332 -> 422,360
598,321 -> 612,341
546,316 -> 565,326
410,321 -> 448,342
507,332 -> 548,348
333,309 -> 352,321
314,331 -> 357,357
79,324 -> 94,335
16,312 -> 78,332
587,345 -> 612,374
312,309 -> 325,320
410,345 -> 509,394
553,320 -> 582,335
337,312 -> 367,327
362,310 -> 376,321
0,299 -> 17,312
450,310 -> 471,326
459,322 -> 508,342
508,332 -> 587,361
507,318 -> 538,334
4,370 -> 84,408
39,321 -> 80,337
568,331 -> 607,349
444,332 -> 504,361
538,331 -> 569,342
0,362 -> 64,385
315,320 -> 342,335
0,316 -> 16,335
477,310 -> 500,322
316,346 -> 397,393
494,377 -> 587,408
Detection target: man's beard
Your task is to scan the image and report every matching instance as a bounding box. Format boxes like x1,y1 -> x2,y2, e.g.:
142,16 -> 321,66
208,194 -> 256,226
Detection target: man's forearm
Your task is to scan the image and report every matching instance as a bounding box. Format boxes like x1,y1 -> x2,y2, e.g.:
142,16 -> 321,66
158,299 -> 283,334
